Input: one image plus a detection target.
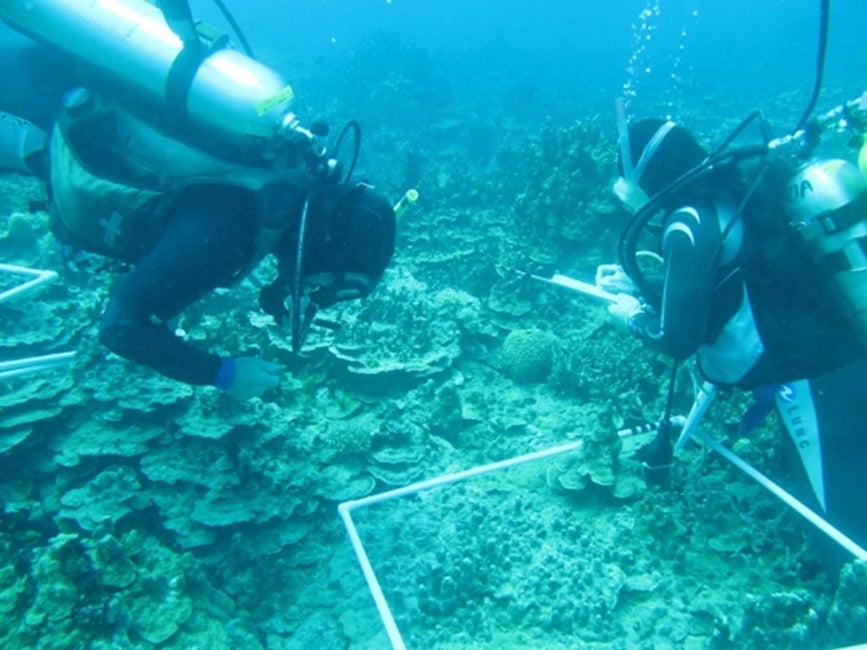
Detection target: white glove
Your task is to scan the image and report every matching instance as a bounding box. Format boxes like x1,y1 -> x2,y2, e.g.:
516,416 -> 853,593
607,293 -> 643,330
226,357 -> 281,400
595,264 -> 637,295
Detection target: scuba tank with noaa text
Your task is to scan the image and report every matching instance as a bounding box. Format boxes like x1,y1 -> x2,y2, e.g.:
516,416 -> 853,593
785,158 -> 867,350
0,0 -> 300,159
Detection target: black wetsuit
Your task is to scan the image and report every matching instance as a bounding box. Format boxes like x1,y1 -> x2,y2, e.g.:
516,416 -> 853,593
628,195 -> 867,553
0,44 -> 298,388
99,185 -> 258,386
629,198 -> 857,387
628,201 -> 722,362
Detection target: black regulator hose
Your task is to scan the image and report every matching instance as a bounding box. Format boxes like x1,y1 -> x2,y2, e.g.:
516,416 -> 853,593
332,120 -> 362,183
159,0 -> 256,59
709,110 -> 765,157
792,0 -> 830,134
618,0 -> 830,304
212,0 -> 256,59
617,144 -> 769,306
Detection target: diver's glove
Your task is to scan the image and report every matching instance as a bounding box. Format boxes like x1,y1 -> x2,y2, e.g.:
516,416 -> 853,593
607,293 -> 643,330
216,357 -> 281,400
595,263 -> 637,295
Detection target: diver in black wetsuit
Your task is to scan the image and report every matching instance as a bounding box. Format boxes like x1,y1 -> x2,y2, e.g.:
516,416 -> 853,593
0,44 -> 395,400
601,117 -> 867,557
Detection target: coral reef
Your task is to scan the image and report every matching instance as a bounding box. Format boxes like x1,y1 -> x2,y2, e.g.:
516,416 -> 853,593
0,64 -> 864,650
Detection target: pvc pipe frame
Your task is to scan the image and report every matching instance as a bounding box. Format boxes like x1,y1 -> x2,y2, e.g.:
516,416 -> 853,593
0,351 -> 76,380
339,438 -> 586,650
340,423 -> 867,649
695,428 -> 867,561
1,264 -> 75,380
0,263 -> 58,303
338,270 -> 866,643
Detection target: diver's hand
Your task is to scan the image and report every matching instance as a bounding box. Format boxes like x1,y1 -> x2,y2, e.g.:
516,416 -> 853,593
607,293 -> 643,330
595,264 -> 637,295
226,357 -> 281,400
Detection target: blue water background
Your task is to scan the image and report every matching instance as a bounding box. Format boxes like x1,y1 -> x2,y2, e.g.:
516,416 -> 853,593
188,0 -> 867,135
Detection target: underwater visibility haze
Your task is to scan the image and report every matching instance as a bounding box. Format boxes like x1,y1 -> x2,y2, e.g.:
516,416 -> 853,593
0,0 -> 866,648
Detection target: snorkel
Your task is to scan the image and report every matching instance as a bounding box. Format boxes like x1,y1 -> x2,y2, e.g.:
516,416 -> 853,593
613,98 -> 636,204
613,99 -> 677,214
612,98 -> 651,213
615,0 -> 847,307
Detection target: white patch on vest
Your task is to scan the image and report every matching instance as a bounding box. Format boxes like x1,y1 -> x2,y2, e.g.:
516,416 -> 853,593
697,283 -> 764,383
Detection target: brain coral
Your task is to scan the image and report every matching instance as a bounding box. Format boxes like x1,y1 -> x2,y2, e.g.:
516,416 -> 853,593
500,328 -> 555,384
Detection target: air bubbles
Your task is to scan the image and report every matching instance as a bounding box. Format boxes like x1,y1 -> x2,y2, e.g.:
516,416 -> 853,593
621,1 -> 700,113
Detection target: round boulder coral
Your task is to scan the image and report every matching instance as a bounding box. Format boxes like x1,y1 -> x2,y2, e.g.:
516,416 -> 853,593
500,328 -> 555,384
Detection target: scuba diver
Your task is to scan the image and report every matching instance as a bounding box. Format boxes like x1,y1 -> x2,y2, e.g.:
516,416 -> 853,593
587,0 -> 867,561
599,108 -> 867,556
0,1 -> 397,400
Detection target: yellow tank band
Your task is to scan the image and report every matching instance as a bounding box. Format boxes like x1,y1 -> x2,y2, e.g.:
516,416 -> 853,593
255,85 -> 295,116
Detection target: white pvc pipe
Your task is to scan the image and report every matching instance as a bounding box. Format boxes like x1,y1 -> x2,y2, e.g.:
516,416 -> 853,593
339,439 -> 586,650
343,439 -> 584,513
694,428 -> 867,561
674,381 -> 718,453
341,416 -> 867,650
0,351 -> 76,380
0,263 -> 58,303
546,274 -> 619,304
509,268 -> 620,305
338,504 -> 407,650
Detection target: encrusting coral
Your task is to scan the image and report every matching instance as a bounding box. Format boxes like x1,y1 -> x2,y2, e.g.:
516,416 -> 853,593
0,90 -> 863,650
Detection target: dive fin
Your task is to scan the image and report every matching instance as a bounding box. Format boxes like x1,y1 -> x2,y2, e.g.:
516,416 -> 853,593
776,381 -> 826,511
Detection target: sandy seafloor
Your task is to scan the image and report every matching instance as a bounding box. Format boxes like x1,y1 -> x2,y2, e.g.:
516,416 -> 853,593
1,2 -> 867,648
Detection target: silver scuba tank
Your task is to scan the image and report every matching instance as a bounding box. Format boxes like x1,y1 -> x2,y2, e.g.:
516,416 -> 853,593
0,0 -> 300,157
785,159 -> 867,350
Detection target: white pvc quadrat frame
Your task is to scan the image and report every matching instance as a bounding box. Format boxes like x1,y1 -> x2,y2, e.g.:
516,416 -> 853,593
338,437 -> 585,650
339,420 -> 867,650
341,273 -> 867,648
0,262 -> 76,379
0,262 -> 58,302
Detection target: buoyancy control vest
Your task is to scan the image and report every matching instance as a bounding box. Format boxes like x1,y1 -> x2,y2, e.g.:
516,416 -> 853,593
695,193 -> 861,389
48,89 -> 311,268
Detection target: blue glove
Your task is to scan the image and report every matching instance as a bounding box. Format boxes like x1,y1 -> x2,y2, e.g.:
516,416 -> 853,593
217,357 -> 281,400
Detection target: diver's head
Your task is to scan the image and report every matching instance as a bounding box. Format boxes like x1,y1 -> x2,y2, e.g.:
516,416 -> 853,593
614,118 -> 708,212
259,180 -> 395,351
299,181 -> 396,308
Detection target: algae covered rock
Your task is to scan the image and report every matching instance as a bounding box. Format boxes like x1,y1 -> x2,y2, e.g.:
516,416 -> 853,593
121,573 -> 194,644
58,464 -> 144,531
499,327 -> 555,384
24,533 -> 81,626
